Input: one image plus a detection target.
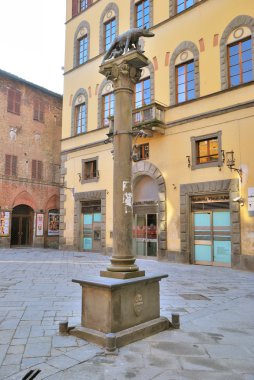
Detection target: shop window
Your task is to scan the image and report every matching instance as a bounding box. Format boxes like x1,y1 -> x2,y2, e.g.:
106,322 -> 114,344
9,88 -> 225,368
104,18 -> 116,51
136,0 -> 150,28
82,158 -> 99,182
191,132 -> 222,170
176,60 -> 195,103
33,99 -> 44,122
7,88 -> 21,115
228,37 -> 253,87
5,154 -> 17,176
177,0 -> 194,13
32,160 -> 43,180
102,92 -> 114,127
75,102 -> 87,134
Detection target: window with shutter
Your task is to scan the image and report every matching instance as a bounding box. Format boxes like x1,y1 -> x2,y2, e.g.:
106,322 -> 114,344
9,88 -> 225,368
7,88 -> 21,114
72,0 -> 78,17
34,99 -> 44,122
5,155 -> 17,176
82,158 -> 98,182
32,160 -> 43,180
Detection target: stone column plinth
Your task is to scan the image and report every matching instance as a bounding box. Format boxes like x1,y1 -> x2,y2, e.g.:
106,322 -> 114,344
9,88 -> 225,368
99,51 -> 149,279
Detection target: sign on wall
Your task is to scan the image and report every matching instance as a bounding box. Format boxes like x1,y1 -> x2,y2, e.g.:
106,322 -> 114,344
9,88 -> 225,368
48,212 -> 59,236
248,188 -> 254,212
36,213 -> 44,236
0,211 -> 10,236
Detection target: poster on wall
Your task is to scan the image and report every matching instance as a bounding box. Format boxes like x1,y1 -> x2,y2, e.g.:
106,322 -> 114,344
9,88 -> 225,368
48,212 -> 60,236
36,213 -> 44,236
0,211 -> 10,236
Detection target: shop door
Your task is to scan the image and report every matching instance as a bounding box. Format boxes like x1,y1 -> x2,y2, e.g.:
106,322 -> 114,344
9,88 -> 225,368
83,212 -> 102,251
11,216 -> 30,246
193,211 -> 231,266
133,214 -> 158,257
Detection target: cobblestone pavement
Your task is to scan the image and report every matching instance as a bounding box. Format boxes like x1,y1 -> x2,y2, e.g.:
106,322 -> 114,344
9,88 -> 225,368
0,248 -> 254,380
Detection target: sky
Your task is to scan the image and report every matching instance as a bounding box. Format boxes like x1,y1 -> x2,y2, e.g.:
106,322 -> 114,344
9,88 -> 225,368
0,0 -> 66,94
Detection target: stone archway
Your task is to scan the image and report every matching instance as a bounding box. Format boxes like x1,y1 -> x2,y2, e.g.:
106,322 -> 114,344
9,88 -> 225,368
132,161 -> 167,257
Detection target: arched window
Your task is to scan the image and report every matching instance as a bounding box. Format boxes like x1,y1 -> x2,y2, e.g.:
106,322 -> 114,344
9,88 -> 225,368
220,15 -> 254,90
99,3 -> 119,54
74,21 -> 90,67
134,63 -> 154,109
130,0 -> 153,28
71,89 -> 88,136
97,80 -> 115,129
170,41 -> 200,105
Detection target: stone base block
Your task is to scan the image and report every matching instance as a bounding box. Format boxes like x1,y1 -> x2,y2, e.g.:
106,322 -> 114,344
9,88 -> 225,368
100,270 -> 145,279
70,316 -> 171,348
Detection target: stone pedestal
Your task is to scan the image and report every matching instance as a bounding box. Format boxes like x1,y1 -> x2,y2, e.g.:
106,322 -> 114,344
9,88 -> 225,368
70,275 -> 171,348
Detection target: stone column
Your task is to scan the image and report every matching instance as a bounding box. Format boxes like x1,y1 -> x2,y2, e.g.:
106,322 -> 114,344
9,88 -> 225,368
99,51 -> 149,278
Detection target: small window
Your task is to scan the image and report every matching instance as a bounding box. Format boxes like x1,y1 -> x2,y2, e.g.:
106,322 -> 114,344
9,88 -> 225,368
34,99 -> 44,122
139,143 -> 149,160
82,158 -> 98,182
75,102 -> 87,134
191,132 -> 222,170
32,160 -> 43,180
228,37 -> 253,87
176,60 -> 195,103
136,0 -> 150,28
177,0 -> 194,14
77,35 -> 88,65
5,155 -> 17,176
80,0 -> 92,12
104,18 -> 116,51
102,92 -> 114,127
7,88 -> 21,115
135,78 -> 151,109
72,0 -> 92,17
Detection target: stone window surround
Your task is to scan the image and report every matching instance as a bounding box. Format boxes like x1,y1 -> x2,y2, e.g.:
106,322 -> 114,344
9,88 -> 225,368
71,88 -> 88,136
99,2 -> 119,55
97,61 -> 155,129
132,161 -> 167,256
130,0 -> 153,29
73,20 -> 90,68
190,131 -> 222,170
73,190 -> 106,251
220,15 -> 254,90
180,179 -> 240,265
81,156 -> 99,183
170,41 -> 200,106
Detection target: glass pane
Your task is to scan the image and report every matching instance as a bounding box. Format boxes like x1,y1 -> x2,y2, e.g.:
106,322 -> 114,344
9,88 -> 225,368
83,237 -> 92,250
242,60 -> 252,72
84,214 -> 93,225
195,245 -> 212,262
186,0 -> 194,7
230,64 -> 240,76
178,73 -> 185,85
194,213 -> 210,226
214,241 -> 231,263
178,93 -> 186,103
187,89 -> 195,100
213,212 -> 230,226
94,213 -> 102,222
230,75 -> 240,86
243,70 -> 253,83
242,50 -> 252,62
229,44 -> 238,56
242,38 -> 251,51
229,54 -> 239,66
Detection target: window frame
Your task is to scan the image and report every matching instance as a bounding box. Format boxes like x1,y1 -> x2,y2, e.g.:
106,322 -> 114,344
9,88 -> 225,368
102,92 -> 115,128
75,102 -> 87,135
134,77 -> 151,109
77,34 -> 88,65
176,0 -> 194,14
81,157 -> 99,183
227,36 -> 253,88
135,0 -> 150,29
7,88 -> 21,115
175,60 -> 195,104
33,99 -> 45,123
138,143 -> 150,160
5,154 -> 17,177
104,18 -> 116,51
32,160 -> 43,180
191,131 -> 222,170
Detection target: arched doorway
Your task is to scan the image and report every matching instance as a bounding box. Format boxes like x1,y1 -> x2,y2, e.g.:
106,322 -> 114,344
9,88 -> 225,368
133,175 -> 159,257
11,205 -> 34,246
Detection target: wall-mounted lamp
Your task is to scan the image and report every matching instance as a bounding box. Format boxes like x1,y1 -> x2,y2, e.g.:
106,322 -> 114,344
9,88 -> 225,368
233,196 -> 244,207
186,156 -> 191,168
226,150 -> 242,182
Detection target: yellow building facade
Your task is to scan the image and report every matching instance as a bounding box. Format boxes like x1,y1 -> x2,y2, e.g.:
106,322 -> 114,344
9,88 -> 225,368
61,0 -> 254,270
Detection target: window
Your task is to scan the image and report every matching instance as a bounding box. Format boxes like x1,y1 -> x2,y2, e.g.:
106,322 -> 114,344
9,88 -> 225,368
139,143 -> 149,160
228,37 -> 253,87
102,92 -> 114,127
7,88 -> 21,115
135,78 -> 151,108
77,35 -> 88,65
104,18 -> 116,51
5,155 -> 17,176
82,158 -> 98,182
176,61 -> 195,103
75,103 -> 87,134
177,0 -> 194,13
32,160 -> 43,180
72,0 -> 92,17
136,0 -> 150,28
191,132 -> 222,170
33,99 -> 44,122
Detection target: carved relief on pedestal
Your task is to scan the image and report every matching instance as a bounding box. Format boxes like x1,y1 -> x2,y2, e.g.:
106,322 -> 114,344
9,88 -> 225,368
133,293 -> 144,316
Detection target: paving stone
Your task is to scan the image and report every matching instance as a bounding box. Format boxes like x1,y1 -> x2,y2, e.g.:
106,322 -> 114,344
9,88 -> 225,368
23,342 -> 51,358
46,354 -> 79,370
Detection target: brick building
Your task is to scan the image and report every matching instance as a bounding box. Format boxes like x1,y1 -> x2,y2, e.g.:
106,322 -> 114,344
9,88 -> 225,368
0,69 -> 62,248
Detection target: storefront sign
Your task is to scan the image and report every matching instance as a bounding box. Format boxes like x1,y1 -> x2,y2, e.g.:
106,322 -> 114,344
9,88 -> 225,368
248,188 -> 254,212
0,211 -> 10,236
48,212 -> 59,236
36,213 -> 44,236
